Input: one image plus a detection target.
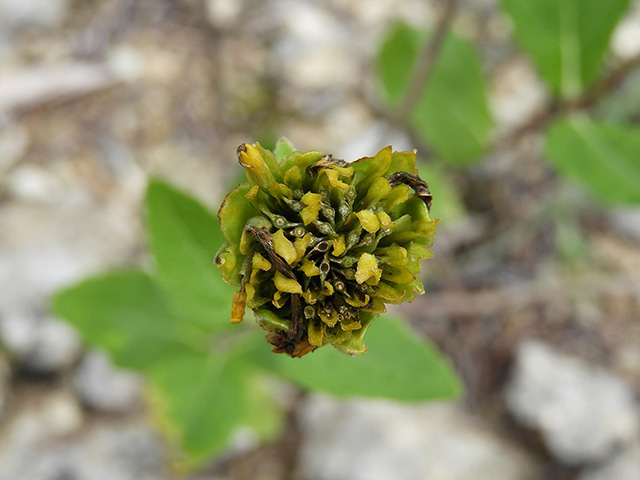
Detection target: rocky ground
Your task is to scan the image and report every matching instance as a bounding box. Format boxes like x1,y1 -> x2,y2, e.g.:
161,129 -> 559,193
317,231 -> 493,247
1,0 -> 639,479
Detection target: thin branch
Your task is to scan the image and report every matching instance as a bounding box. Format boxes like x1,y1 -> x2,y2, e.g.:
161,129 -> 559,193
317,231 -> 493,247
391,0 -> 459,124
502,51 -> 640,146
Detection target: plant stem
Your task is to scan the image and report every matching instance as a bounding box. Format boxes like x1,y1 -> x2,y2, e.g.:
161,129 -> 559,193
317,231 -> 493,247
392,0 -> 459,125
502,50 -> 640,146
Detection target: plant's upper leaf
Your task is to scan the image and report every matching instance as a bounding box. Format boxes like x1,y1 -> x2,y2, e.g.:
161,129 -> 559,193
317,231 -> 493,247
378,23 -> 425,106
274,137 -> 296,161
146,179 -> 237,332
218,182 -> 258,246
52,270 -> 205,370
249,315 -> 461,402
500,0 -> 632,98
378,23 -> 492,165
545,116 -> 640,204
384,150 -> 419,177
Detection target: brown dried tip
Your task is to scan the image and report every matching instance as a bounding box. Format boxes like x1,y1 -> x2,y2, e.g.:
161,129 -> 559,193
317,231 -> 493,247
388,171 -> 433,211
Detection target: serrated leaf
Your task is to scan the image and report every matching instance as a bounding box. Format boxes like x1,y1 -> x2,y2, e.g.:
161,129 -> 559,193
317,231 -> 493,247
252,315 -> 461,402
146,179 -> 236,332
378,24 -> 492,164
500,0 -> 632,99
545,117 -> 640,205
52,270 -> 205,370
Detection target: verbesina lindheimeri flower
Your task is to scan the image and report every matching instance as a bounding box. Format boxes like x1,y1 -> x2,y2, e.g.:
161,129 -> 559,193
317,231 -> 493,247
215,140 -> 437,358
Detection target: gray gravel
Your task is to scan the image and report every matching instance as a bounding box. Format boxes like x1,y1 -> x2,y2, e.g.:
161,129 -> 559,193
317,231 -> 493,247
0,309 -> 81,374
296,395 -> 539,480
73,350 -> 143,413
505,340 -> 640,465
580,441 -> 640,480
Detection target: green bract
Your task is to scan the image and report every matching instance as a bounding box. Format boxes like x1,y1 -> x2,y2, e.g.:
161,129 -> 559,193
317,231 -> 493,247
216,140 -> 437,357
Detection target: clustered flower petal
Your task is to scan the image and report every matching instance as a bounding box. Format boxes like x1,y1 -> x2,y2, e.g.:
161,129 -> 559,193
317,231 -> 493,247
216,140 -> 437,357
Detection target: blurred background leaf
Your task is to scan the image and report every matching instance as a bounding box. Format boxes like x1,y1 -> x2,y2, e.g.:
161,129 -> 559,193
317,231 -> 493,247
52,270 -> 206,370
9,0 -> 640,477
500,0 -> 632,98
545,116 -> 640,204
147,180 -> 237,332
147,350 -> 254,468
253,315 -> 461,402
53,266 -> 283,468
419,163 -> 466,222
378,23 -> 493,164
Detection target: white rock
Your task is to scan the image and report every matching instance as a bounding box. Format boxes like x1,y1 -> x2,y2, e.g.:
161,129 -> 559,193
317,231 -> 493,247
335,121 -> 413,162
0,419 -> 166,480
296,396 -> 538,480
580,441 -> 640,480
5,165 -> 66,203
286,44 -> 359,90
327,0 -> 433,34
276,0 -> 347,51
0,246 -> 96,313
490,58 -> 547,136
0,390 -> 83,480
505,341 -> 640,465
74,424 -> 167,480
0,310 -> 81,373
73,351 -> 143,413
0,0 -> 70,30
611,208 -> 640,244
10,390 -> 83,447
207,0 -> 243,28
612,4 -> 640,59
107,46 -> 144,83
0,63 -> 114,115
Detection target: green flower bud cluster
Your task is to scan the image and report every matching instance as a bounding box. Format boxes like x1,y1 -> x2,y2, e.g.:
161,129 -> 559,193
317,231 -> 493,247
216,140 -> 437,357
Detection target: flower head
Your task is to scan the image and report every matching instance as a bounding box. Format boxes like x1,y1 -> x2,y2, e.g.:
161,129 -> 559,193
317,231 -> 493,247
216,140 -> 437,357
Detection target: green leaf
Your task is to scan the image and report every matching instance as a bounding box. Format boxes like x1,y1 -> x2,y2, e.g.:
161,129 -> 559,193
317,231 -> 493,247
148,350 -> 250,468
148,336 -> 285,469
146,179 -> 236,332
52,270 -> 205,370
253,315 -> 461,402
378,24 -> 493,164
500,0 -> 632,99
218,182 -> 258,246
242,376 -> 286,442
274,137 -> 296,161
54,267 -> 282,468
378,23 -> 426,106
411,33 -> 493,165
545,117 -> 640,204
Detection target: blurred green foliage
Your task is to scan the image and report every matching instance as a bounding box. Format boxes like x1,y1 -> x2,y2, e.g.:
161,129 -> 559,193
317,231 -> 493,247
500,0 -> 632,99
53,179 -> 460,468
52,0 -> 640,469
378,24 -> 493,164
546,117 -> 640,204
378,2 -> 640,211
